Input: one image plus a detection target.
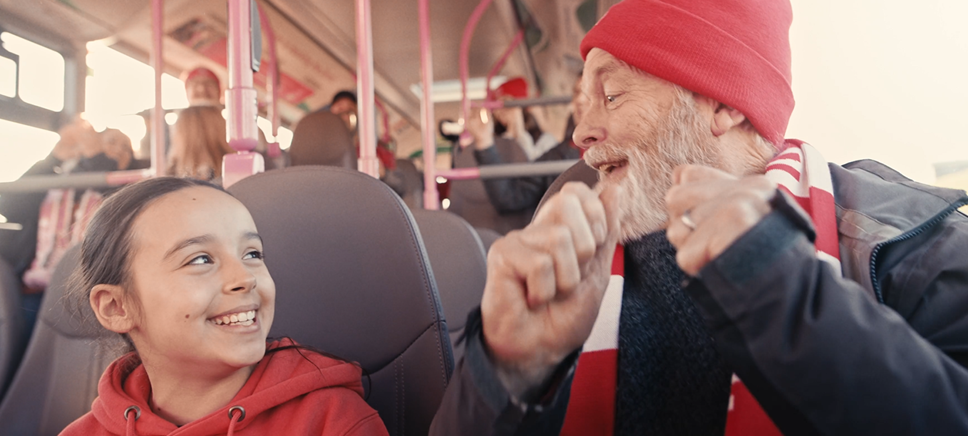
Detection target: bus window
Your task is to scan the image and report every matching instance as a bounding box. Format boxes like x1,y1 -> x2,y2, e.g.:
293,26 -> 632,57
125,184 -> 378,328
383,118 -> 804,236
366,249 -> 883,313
0,118 -> 59,183
0,32 -> 64,112
0,55 -> 14,98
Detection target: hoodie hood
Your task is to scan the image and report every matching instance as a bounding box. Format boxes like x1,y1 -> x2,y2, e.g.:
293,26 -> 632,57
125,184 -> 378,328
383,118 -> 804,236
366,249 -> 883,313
88,338 -> 364,435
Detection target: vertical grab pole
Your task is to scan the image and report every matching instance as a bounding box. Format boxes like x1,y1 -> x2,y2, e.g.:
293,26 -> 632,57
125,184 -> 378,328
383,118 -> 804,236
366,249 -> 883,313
223,0 -> 265,188
459,0 -> 494,130
256,4 -> 281,157
150,0 -> 165,177
356,0 -> 379,178
419,0 -> 439,209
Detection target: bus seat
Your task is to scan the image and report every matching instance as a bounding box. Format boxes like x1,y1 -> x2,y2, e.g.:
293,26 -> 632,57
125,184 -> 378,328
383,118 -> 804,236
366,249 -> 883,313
228,166 -> 453,436
0,246 -> 119,436
288,110 -> 357,169
0,257 -> 25,399
473,227 -> 501,254
536,160 -> 599,212
410,209 -> 486,362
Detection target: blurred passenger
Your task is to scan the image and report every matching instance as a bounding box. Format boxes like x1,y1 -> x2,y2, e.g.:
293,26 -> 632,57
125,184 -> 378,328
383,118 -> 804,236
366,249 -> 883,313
0,119 -> 135,343
181,66 -> 222,107
468,74 -> 584,214
289,109 -> 356,168
60,177 -> 388,435
328,90 -> 358,132
489,77 -> 558,161
167,106 -> 234,181
446,78 -> 553,234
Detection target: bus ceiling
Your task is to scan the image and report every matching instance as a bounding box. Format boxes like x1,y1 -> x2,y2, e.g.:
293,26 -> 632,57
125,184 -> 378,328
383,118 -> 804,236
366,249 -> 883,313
0,0 -> 595,132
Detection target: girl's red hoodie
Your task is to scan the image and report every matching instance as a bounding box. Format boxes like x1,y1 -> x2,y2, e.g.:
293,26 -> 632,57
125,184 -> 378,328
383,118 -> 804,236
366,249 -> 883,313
60,339 -> 388,436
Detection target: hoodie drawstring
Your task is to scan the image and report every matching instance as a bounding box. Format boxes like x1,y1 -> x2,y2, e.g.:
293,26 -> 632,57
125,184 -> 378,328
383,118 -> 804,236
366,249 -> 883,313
123,406 -> 141,436
227,405 -> 245,436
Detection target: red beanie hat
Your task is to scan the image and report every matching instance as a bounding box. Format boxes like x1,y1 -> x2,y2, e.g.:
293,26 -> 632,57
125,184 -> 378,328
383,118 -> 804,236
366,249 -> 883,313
494,77 -> 529,100
182,67 -> 221,90
581,0 -> 794,146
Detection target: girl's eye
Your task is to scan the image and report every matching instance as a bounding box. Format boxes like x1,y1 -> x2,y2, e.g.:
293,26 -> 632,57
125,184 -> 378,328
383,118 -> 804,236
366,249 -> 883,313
187,255 -> 213,265
243,250 -> 264,261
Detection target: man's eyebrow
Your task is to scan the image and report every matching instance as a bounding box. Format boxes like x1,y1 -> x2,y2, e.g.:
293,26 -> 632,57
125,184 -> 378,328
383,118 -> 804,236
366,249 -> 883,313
163,235 -> 215,261
592,62 -> 622,80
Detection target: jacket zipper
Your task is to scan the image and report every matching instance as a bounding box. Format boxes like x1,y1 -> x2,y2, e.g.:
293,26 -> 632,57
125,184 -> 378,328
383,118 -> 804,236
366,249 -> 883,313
869,196 -> 968,303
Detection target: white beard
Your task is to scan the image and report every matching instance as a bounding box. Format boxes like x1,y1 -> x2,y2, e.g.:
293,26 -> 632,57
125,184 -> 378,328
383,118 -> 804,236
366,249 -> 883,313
589,91 -> 723,243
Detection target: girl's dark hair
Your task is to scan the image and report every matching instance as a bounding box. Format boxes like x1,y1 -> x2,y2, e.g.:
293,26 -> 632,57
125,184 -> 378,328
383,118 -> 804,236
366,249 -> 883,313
68,177 -> 227,354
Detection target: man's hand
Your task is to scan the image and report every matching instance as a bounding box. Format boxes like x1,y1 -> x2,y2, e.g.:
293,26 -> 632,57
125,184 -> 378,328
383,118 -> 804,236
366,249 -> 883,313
481,182 -> 624,399
665,165 -> 777,275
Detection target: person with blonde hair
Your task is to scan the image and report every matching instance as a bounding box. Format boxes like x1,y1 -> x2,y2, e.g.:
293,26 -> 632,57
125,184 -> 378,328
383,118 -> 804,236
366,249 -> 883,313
168,105 -> 235,181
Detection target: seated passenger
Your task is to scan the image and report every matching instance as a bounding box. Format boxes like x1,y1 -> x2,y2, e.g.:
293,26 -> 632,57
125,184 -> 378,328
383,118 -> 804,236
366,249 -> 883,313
486,77 -> 558,162
167,106 -> 235,181
465,75 -> 583,214
431,0 -> 968,434
182,66 -> 222,107
61,177 -> 388,435
0,120 -> 135,341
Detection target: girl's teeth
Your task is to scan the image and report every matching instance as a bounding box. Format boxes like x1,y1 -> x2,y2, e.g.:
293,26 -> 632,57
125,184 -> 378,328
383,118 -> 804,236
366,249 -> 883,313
212,310 -> 257,325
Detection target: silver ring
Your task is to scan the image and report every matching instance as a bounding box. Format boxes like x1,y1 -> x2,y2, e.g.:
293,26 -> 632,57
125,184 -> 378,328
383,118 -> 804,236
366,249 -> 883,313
681,210 -> 697,231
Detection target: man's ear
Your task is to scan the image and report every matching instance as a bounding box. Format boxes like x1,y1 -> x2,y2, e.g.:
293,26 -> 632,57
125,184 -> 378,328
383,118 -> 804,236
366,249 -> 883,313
90,284 -> 136,334
694,95 -> 747,137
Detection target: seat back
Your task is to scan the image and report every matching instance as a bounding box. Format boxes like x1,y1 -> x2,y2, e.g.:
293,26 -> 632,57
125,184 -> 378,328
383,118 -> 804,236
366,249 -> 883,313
228,167 -> 453,436
448,137 -> 533,234
0,257 -> 25,398
410,209 -> 487,362
536,160 -> 599,213
288,110 -> 357,169
473,227 -> 502,254
0,246 -> 120,436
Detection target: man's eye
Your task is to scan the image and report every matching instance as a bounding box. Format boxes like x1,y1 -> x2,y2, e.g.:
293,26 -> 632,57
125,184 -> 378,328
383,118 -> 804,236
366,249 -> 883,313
606,95 -> 617,103
243,250 -> 264,260
188,255 -> 213,265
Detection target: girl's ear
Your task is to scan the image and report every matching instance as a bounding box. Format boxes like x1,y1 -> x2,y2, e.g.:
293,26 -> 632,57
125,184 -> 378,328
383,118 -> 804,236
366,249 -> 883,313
90,284 -> 137,334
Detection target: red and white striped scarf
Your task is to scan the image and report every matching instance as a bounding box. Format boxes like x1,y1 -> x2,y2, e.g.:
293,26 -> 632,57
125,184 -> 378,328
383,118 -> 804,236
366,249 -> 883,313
561,140 -> 839,435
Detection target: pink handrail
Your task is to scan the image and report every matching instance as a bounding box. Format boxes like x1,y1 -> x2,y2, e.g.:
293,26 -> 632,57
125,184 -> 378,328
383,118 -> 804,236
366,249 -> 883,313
256,4 -> 280,155
419,0 -> 439,209
223,0 -> 265,188
484,28 -> 525,102
459,0 -> 495,128
150,0 -> 165,177
356,0 -> 379,178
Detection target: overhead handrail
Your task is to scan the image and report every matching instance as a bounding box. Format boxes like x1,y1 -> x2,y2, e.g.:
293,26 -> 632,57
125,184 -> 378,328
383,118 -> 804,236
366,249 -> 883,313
0,170 -> 151,194
256,3 -> 281,158
419,0 -> 440,209
437,159 -> 579,181
223,0 -> 266,188
355,0 -> 379,178
475,95 -> 572,110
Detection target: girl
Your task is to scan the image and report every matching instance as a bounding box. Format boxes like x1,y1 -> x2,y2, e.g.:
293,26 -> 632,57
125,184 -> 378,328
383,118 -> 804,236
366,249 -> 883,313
61,177 -> 387,435
167,106 -> 236,181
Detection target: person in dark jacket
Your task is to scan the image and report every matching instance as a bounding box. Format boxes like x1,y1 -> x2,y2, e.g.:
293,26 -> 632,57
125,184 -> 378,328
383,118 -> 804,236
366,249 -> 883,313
430,0 -> 968,435
468,75 -> 584,215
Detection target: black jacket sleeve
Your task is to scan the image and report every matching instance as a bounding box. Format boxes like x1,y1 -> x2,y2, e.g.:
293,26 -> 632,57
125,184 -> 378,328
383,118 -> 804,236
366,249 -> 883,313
0,155 -> 64,277
430,308 -> 579,436
684,195 -> 968,435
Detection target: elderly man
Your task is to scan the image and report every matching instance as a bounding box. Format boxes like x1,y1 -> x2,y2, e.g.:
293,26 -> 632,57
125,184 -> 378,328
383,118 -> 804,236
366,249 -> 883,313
431,0 -> 968,435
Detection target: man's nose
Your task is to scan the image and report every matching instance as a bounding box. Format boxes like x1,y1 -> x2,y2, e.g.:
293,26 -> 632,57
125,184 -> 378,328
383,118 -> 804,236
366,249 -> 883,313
572,106 -> 606,150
